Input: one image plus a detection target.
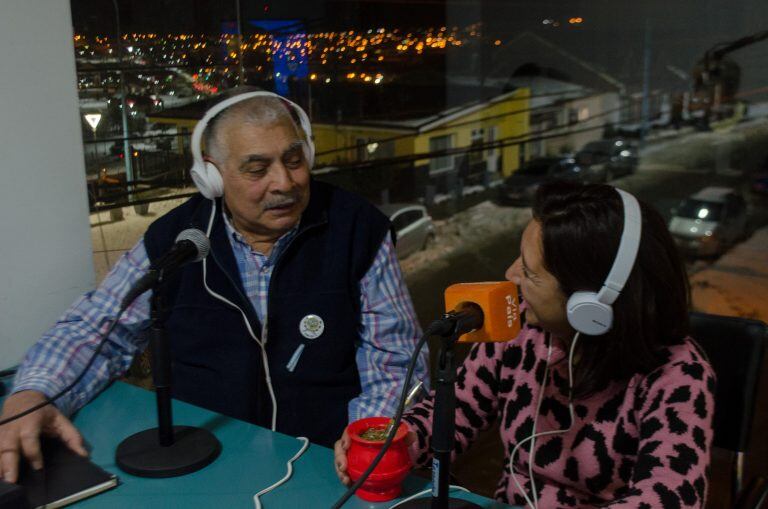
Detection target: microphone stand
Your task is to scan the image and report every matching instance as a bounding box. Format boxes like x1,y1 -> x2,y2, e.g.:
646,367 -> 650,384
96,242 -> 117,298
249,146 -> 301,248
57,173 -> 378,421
400,314 -> 481,509
115,272 -> 221,478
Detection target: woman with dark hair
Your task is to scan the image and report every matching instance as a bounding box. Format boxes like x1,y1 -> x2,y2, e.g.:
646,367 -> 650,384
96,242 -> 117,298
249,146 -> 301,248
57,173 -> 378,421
335,181 -> 715,508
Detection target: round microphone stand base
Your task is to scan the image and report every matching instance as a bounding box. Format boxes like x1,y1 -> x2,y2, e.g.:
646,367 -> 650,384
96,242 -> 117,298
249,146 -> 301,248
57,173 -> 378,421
116,425 -> 221,478
396,498 -> 482,509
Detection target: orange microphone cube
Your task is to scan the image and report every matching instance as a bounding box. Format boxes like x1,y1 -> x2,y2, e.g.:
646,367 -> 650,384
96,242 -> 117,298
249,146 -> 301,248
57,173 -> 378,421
444,282 -> 521,343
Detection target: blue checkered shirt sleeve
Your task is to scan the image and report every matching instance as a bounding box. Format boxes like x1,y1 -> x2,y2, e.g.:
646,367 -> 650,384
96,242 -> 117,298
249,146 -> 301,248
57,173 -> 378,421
349,233 -> 429,421
12,241 -> 152,416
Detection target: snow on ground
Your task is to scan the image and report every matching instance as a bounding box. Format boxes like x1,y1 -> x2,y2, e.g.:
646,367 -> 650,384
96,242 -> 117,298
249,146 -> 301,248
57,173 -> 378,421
399,201 -> 531,275
747,102 -> 768,120
79,99 -> 108,110
690,227 -> 768,322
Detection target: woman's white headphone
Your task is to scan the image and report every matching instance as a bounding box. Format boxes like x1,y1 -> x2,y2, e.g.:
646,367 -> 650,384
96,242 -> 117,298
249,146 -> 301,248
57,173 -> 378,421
565,188 -> 642,336
189,91 -> 315,199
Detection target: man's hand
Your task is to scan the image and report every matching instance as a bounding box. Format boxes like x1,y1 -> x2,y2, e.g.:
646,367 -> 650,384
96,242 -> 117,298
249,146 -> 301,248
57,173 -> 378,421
0,390 -> 87,483
333,430 -> 352,486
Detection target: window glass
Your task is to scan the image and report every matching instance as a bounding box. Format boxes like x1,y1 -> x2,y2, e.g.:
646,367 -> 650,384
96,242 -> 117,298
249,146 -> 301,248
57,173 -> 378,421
391,212 -> 409,232
404,209 -> 422,226
69,1 -> 768,501
429,134 -> 454,174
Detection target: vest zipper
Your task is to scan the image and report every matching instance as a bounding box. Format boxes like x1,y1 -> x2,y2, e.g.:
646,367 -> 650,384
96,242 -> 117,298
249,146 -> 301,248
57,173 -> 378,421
264,221 -> 326,339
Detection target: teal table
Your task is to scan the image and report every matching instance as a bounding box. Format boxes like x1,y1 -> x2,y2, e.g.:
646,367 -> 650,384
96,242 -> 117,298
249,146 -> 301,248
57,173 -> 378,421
3,380 -> 517,508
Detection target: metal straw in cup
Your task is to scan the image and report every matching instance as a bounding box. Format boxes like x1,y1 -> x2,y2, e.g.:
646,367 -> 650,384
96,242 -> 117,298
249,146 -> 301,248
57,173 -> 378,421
383,380 -> 426,436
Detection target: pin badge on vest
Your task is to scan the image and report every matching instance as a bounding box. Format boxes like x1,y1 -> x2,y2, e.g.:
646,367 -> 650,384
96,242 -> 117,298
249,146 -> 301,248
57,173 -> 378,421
286,314 -> 326,372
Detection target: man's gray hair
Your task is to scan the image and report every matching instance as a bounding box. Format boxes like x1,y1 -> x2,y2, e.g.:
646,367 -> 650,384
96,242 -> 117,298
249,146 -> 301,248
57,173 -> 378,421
203,87 -> 308,163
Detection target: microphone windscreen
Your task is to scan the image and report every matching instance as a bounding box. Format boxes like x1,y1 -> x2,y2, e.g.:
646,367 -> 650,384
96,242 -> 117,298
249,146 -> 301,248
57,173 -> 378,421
175,228 -> 211,261
444,282 -> 521,343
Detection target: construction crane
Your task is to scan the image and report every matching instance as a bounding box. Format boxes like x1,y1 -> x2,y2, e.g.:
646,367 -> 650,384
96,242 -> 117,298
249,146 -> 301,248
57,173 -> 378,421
689,29 -> 768,128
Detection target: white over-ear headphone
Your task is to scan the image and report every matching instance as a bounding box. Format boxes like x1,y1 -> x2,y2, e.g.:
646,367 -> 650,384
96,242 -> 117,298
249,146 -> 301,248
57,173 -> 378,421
189,91 -> 315,199
565,188 -> 642,336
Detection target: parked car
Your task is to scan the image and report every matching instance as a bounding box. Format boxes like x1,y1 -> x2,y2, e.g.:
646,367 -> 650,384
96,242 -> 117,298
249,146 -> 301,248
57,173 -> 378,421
668,186 -> 748,257
575,138 -> 638,181
379,203 -> 435,259
497,156 -> 595,205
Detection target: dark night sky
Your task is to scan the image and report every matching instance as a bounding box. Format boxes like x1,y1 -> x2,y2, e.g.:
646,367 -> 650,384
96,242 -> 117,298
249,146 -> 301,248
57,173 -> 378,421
70,0 -> 441,34
469,0 -> 768,92
70,0 -> 768,93
72,0 -> 767,35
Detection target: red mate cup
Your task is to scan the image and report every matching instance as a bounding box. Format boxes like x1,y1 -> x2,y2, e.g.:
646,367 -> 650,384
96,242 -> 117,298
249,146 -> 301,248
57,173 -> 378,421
346,416 -> 412,501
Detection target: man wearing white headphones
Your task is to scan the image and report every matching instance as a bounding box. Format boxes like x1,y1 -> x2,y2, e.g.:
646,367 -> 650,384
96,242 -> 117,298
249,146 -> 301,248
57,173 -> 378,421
0,88 -> 427,481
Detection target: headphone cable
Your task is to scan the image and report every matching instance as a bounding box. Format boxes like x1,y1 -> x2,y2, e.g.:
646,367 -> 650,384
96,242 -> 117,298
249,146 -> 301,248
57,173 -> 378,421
509,332 -> 579,508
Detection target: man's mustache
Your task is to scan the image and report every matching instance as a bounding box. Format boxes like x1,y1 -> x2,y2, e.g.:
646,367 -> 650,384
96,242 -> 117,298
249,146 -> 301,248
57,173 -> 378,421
263,192 -> 302,210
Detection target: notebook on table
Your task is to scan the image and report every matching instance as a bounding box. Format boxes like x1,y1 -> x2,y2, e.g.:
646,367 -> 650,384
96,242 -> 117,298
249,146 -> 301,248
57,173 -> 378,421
17,438 -> 118,509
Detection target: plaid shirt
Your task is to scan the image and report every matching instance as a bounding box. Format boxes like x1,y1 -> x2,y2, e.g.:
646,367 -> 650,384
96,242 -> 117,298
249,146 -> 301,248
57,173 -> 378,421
13,211 -> 427,422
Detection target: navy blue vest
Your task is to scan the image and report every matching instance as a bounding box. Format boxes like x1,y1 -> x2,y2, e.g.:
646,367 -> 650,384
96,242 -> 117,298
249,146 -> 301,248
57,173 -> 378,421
143,181 -> 391,446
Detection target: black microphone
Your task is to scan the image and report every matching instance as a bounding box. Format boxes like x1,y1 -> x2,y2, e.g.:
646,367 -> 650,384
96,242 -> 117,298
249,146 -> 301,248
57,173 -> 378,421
427,301 -> 484,338
120,229 -> 210,310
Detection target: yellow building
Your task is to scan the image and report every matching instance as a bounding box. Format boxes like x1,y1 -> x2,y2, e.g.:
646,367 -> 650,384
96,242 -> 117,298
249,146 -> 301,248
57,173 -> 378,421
312,123 -> 413,167
312,88 -> 531,177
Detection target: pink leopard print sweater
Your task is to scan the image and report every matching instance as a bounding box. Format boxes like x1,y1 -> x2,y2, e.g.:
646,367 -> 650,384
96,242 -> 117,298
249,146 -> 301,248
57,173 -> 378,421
403,324 -> 715,508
